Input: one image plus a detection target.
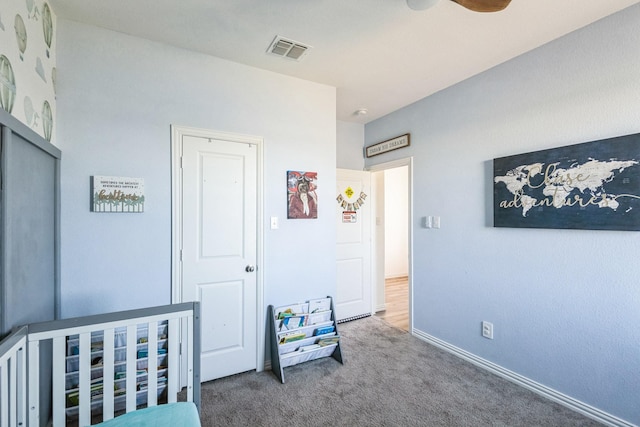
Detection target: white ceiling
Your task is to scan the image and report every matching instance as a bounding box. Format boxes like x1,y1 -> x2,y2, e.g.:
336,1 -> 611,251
49,0 -> 640,124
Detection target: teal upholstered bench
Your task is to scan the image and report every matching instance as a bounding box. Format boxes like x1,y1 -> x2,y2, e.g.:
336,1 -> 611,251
93,402 -> 201,427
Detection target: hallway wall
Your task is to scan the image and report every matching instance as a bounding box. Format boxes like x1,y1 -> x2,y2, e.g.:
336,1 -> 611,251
365,4 -> 640,424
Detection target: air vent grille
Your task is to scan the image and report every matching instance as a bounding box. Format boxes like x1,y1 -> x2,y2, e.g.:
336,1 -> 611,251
267,36 -> 311,61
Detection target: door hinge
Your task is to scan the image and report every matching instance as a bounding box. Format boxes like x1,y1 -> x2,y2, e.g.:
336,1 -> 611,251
180,156 -> 183,169
179,342 -> 183,355
180,249 -> 183,261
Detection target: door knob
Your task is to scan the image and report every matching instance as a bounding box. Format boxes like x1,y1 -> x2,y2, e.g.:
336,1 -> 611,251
245,265 -> 256,272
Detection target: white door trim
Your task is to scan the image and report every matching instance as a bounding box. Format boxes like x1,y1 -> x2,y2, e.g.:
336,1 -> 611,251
366,157 -> 413,335
170,124 -> 265,373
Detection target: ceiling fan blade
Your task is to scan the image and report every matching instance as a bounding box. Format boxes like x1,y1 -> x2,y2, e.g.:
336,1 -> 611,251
451,0 -> 512,12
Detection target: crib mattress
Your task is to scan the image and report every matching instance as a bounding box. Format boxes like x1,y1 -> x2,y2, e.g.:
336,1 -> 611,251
93,402 -> 201,427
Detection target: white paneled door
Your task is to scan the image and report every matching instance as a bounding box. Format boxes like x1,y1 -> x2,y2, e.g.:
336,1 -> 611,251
336,169 -> 373,321
181,133 -> 258,381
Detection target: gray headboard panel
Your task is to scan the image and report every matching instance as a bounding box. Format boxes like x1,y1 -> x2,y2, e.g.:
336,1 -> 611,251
0,109 -> 61,336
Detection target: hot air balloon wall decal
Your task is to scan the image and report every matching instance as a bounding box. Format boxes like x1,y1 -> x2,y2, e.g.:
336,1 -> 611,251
23,95 -> 39,127
51,66 -> 56,96
0,0 -> 56,141
0,55 -> 16,114
26,0 -> 40,20
35,56 -> 46,82
14,14 -> 27,60
41,100 -> 52,142
42,2 -> 52,58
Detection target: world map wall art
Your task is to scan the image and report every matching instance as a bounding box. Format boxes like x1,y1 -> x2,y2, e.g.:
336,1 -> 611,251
493,133 -> 640,231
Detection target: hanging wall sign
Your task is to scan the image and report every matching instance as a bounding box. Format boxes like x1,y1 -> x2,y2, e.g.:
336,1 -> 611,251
365,134 -> 410,158
493,132 -> 640,230
91,176 -> 145,213
336,189 -> 367,211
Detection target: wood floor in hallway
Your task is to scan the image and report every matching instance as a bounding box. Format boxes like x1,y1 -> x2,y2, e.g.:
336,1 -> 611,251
375,276 -> 409,331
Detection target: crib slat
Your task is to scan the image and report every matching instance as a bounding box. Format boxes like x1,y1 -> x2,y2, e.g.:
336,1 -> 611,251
167,318 -> 179,403
102,328 -> 115,421
147,321 -> 158,407
126,324 -> 137,413
27,340 -> 40,427
16,346 -> 26,427
9,353 -> 17,427
78,332 -> 92,426
52,336 -> 66,426
186,314 -> 194,403
1,358 -> 8,427
0,338 -> 27,427
5,354 -> 16,423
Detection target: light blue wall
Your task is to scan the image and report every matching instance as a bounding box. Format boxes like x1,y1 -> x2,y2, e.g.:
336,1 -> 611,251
365,4 -> 640,424
56,20 -> 337,318
337,120 -> 365,170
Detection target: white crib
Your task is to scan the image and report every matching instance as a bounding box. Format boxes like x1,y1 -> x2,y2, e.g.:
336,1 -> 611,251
0,302 -> 201,427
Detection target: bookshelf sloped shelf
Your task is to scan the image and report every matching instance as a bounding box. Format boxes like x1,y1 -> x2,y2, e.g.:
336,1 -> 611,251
268,296 -> 344,383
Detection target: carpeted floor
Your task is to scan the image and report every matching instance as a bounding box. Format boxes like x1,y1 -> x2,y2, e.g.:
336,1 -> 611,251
198,316 -> 602,426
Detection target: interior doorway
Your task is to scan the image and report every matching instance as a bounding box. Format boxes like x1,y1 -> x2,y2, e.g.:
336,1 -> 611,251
171,125 -> 265,383
370,159 -> 412,333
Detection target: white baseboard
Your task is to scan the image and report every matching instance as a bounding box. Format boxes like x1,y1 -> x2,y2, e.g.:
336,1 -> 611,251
412,329 -> 636,427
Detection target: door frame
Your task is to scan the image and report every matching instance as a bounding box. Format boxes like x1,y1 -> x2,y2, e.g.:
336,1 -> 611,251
170,124 -> 265,376
367,157 -> 413,334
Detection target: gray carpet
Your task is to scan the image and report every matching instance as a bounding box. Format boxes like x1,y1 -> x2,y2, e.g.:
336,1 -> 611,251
198,316 -> 601,426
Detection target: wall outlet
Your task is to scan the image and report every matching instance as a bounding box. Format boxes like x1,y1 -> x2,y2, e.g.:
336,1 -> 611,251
482,321 -> 494,339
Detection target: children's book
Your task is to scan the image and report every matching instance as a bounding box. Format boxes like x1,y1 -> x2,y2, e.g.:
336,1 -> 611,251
308,297 -> 331,313
313,325 -> 335,336
316,335 -> 339,347
278,315 -> 307,332
279,331 -> 306,344
275,303 -> 309,319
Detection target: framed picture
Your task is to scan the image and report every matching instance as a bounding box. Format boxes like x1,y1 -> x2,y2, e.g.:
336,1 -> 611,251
365,134 -> 410,158
493,132 -> 640,230
90,176 -> 145,213
287,171 -> 318,219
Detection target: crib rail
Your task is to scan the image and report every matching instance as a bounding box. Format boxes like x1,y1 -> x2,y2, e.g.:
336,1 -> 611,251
0,326 -> 28,427
26,302 -> 200,427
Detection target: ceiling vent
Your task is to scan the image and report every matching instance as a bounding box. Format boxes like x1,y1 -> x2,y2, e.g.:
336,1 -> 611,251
267,36 -> 311,61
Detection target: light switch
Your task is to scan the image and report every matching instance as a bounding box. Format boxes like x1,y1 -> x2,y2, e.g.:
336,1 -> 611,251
270,216 -> 278,229
433,216 -> 441,229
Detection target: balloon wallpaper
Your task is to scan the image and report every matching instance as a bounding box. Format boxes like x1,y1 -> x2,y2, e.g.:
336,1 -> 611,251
0,0 -> 56,143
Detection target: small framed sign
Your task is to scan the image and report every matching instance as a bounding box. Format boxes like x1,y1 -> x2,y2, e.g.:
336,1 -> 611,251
342,211 -> 357,223
365,134 -> 410,158
91,176 -> 145,213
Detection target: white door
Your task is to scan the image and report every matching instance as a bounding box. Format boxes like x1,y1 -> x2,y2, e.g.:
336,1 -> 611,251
336,169 -> 372,321
181,134 -> 258,382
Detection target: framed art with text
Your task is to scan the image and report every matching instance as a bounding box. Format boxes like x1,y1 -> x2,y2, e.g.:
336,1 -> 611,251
91,176 -> 145,213
365,134 -> 410,158
493,133 -> 640,231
